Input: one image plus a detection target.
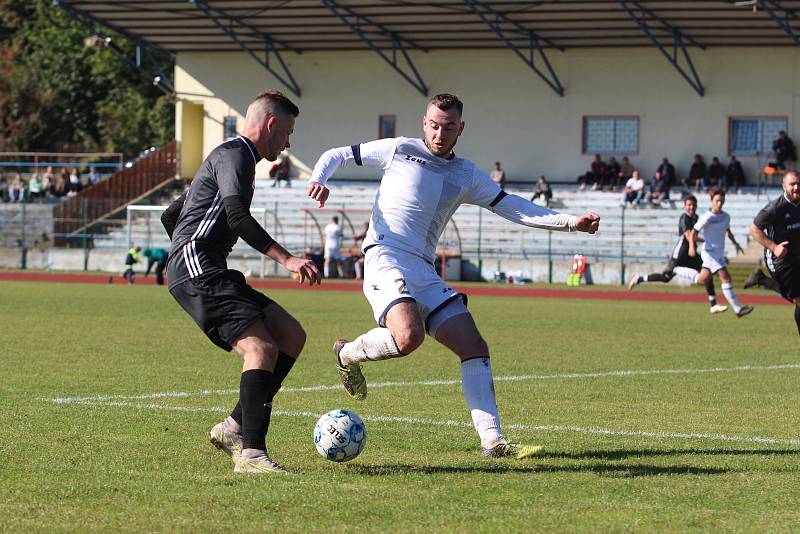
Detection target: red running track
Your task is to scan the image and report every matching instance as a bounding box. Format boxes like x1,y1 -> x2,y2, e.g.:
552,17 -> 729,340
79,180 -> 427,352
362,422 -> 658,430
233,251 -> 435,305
0,271 -> 788,305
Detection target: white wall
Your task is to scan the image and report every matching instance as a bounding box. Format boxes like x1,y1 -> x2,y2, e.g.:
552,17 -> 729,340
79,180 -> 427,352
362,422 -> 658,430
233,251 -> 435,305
175,47 -> 800,183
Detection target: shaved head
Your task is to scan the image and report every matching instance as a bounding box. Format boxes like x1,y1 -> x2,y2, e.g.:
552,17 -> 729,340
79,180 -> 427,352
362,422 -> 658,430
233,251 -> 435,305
245,90 -> 299,128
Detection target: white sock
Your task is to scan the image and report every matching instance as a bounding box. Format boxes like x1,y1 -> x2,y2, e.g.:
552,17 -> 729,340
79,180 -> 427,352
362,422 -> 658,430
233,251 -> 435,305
324,265 -> 330,278
461,357 -> 503,448
673,266 -> 699,282
721,282 -> 742,312
339,328 -> 402,364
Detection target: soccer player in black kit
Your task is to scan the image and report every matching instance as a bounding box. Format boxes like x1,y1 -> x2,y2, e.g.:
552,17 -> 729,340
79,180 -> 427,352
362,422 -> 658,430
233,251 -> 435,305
161,90 -> 321,473
746,171 -> 800,334
628,195 -> 726,314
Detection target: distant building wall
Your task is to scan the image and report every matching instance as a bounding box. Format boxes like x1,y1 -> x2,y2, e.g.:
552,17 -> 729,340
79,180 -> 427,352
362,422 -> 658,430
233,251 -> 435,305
174,47 -> 800,183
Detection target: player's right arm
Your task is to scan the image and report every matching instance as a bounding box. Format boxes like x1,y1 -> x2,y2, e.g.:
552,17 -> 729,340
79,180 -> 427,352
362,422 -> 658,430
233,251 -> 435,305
307,138 -> 400,207
750,202 -> 789,258
161,192 -> 186,239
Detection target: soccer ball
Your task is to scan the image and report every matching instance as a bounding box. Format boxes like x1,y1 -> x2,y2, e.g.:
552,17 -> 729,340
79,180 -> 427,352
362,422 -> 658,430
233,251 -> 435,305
313,409 -> 367,462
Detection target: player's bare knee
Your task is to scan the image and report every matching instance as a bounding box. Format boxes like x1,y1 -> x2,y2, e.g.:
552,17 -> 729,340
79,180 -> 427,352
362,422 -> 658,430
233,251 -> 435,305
393,326 -> 425,354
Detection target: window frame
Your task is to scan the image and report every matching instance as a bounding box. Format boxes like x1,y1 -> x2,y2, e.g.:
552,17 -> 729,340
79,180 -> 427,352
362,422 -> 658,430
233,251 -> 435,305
222,115 -> 238,142
581,115 -> 640,156
378,114 -> 396,139
727,115 -> 788,157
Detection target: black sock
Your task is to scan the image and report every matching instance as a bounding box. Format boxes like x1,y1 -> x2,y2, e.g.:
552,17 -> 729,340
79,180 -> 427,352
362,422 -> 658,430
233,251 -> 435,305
704,278 -> 717,306
794,306 -> 800,336
230,402 -> 242,426
269,352 -> 297,401
762,276 -> 781,294
646,273 -> 666,282
240,369 -> 273,451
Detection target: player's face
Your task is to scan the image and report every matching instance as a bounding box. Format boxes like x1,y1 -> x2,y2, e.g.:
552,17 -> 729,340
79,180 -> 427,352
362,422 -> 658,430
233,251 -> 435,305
710,194 -> 725,213
684,199 -> 696,216
422,105 -> 464,158
265,114 -> 295,161
783,174 -> 800,203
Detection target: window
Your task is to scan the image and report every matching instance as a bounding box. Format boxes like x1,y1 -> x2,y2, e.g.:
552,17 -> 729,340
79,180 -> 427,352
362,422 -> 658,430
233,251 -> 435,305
223,116 -> 238,141
379,115 -> 396,139
729,116 -> 787,156
582,116 -> 639,155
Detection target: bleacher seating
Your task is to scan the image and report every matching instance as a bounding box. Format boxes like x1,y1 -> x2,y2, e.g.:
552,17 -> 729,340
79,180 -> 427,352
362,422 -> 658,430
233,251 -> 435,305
95,181 -> 780,265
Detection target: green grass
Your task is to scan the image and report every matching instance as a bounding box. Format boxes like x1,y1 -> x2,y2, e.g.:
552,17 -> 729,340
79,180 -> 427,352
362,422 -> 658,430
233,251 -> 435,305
1,280 -> 799,532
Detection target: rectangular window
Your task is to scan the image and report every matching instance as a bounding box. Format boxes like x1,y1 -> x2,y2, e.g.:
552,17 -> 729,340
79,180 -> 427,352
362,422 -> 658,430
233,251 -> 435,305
379,115 -> 396,139
582,116 -> 639,155
729,116 -> 787,155
223,116 -> 238,141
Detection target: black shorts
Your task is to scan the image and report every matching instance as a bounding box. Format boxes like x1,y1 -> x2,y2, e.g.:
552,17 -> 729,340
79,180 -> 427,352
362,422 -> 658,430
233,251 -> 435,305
169,269 -> 274,351
770,264 -> 800,302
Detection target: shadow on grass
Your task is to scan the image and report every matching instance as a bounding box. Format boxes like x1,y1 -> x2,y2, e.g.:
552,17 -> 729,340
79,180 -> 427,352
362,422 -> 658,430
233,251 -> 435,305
545,448 -> 800,460
347,462 -> 728,478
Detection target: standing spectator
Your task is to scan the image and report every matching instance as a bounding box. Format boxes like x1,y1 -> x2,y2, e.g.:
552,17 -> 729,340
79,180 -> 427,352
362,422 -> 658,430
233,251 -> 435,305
10,173 -> 26,203
726,155 -> 745,193
270,152 -> 291,188
0,172 -> 9,202
773,130 -> 797,170
621,170 -> 645,207
490,161 -> 506,190
686,154 -> 706,191
531,175 -> 553,207
324,215 -> 344,278
28,173 -> 43,201
657,157 -> 676,189
87,166 -> 100,186
67,167 -> 82,196
41,166 -> 54,197
122,245 -> 141,285
604,156 -> 620,191
143,247 -> 168,285
617,156 -> 634,191
708,157 -> 726,191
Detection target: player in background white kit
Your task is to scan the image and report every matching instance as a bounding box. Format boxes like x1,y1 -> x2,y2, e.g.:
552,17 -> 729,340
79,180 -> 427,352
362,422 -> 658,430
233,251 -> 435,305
307,94 -> 601,459
323,216 -> 343,278
687,187 -> 754,318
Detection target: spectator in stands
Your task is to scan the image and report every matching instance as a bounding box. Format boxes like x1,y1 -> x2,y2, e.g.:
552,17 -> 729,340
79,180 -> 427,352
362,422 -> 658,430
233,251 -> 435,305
143,247 -> 168,285
726,155 -> 745,193
617,156 -> 634,191
604,156 -> 620,191
87,166 -> 100,186
41,166 -> 54,197
490,161 -> 506,190
67,167 -> 82,196
28,173 -> 43,201
621,170 -> 645,207
531,175 -> 553,207
707,157 -> 725,191
54,169 -> 68,197
657,157 -> 676,190
647,171 -> 668,206
0,172 -> 9,203
352,222 -> 369,280
270,151 -> 292,187
772,130 -> 797,170
578,154 -> 605,191
686,154 -> 706,191
10,173 -> 26,203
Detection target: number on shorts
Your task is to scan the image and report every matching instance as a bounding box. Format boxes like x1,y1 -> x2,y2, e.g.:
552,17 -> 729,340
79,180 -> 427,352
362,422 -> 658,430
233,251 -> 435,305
394,278 -> 409,295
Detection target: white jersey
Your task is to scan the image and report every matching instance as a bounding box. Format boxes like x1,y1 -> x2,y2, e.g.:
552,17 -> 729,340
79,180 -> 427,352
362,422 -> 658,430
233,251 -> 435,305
324,222 -> 343,249
694,210 -> 730,256
310,137 -> 578,263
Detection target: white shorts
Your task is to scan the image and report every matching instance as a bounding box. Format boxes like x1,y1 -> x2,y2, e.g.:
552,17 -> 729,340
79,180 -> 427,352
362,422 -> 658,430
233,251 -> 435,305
363,246 -> 465,331
324,245 -> 342,260
700,249 -> 726,274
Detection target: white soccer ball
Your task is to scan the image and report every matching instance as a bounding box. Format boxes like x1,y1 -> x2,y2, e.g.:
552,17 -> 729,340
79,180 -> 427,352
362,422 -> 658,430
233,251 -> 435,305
313,409 -> 367,462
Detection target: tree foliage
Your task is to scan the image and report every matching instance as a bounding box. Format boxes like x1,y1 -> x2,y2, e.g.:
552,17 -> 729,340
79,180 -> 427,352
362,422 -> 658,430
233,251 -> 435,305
0,0 -> 174,158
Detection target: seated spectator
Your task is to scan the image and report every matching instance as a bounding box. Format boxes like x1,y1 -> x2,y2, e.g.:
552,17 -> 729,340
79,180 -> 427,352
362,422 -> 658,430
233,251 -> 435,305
707,156 -> 725,190
28,173 -> 43,201
617,156 -> 634,191
41,166 -> 54,197
657,157 -> 676,190
531,175 -> 553,207
620,170 -> 645,207
647,171 -> 668,206
0,172 -> 9,203
603,156 -> 621,191
87,166 -> 100,186
726,155 -> 745,193
773,130 -> 797,170
10,173 -> 26,203
270,152 -> 291,188
54,170 -> 68,197
490,161 -> 506,190
578,154 -> 605,191
685,154 -> 706,191
67,167 -> 82,196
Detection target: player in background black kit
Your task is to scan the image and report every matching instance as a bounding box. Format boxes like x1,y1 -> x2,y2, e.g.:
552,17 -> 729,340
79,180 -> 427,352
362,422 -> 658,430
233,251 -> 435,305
628,195 -> 727,313
746,171 -> 800,334
161,90 -> 321,474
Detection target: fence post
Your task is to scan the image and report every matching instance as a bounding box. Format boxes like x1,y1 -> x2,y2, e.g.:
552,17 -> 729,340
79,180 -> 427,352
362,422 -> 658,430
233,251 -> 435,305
82,198 -> 89,271
261,209 -> 268,278
619,206 -> 626,285
20,200 -> 27,269
126,206 -> 132,249
274,202 -> 279,275
477,207 -> 483,277
548,230 -> 553,284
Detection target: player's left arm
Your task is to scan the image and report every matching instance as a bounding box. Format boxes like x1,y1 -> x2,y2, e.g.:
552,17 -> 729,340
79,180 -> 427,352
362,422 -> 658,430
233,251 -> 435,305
161,192 -> 186,239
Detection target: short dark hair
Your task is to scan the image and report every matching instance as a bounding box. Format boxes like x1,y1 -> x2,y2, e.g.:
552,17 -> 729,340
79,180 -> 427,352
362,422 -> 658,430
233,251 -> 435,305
685,194 -> 697,204
428,93 -> 463,116
253,89 -> 300,118
710,187 -> 725,199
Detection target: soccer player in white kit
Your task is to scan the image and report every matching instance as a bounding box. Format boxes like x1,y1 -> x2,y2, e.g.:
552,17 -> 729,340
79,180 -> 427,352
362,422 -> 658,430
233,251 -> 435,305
687,188 -> 754,318
323,216 -> 343,278
307,94 -> 601,459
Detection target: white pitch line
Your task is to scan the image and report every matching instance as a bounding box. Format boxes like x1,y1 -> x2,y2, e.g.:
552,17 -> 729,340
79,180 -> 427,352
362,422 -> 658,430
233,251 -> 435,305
52,400 -> 800,447
45,363 -> 800,404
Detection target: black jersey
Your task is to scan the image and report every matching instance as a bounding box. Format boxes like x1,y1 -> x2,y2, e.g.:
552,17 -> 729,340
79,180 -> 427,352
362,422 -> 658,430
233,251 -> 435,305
670,212 -> 698,259
678,212 -> 698,236
753,193 -> 800,271
167,136 -> 260,288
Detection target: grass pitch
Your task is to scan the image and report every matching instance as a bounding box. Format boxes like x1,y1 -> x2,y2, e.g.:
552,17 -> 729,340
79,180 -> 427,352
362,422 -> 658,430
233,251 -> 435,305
1,280 -> 799,532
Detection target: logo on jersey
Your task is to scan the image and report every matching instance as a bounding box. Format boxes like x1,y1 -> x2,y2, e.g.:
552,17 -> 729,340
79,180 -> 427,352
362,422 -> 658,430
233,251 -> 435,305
371,285 -> 380,291
403,154 -> 429,166
786,213 -> 792,219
